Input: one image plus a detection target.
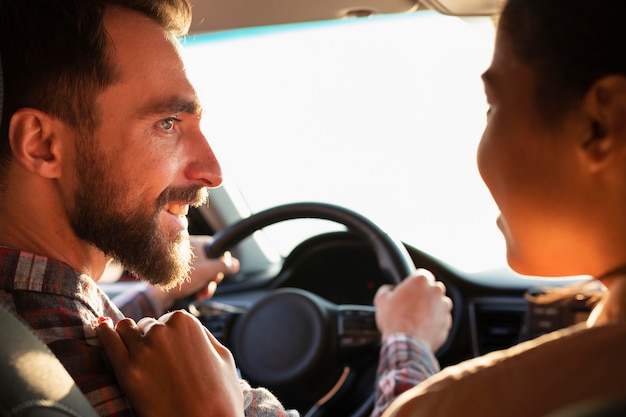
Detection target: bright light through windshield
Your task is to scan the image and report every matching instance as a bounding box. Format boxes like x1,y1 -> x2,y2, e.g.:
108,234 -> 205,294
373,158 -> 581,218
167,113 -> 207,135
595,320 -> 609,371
183,11 -> 506,273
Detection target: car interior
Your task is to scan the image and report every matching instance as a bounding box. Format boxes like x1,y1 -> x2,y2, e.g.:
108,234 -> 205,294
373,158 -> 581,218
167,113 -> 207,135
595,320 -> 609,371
0,0 -> 614,416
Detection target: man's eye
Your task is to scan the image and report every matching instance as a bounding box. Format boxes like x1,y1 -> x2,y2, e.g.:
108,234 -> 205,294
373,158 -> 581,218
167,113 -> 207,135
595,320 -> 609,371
159,117 -> 178,131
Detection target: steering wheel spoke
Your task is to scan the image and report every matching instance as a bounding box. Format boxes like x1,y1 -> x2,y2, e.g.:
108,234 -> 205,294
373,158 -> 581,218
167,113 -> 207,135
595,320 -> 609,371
192,300 -> 246,344
337,305 -> 380,362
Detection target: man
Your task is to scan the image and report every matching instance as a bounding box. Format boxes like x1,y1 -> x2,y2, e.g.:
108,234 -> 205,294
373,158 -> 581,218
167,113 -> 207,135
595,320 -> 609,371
0,0 -> 293,415
0,0 -> 452,416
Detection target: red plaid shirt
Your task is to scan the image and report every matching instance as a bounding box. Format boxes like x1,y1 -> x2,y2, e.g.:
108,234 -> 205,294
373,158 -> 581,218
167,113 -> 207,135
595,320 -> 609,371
372,334 -> 440,417
0,246 -> 437,417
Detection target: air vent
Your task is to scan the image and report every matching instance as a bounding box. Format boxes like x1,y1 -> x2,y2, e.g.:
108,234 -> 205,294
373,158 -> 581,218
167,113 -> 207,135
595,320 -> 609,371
469,298 -> 526,356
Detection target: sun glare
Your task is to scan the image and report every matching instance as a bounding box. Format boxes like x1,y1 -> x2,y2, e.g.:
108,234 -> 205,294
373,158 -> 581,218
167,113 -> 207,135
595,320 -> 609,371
183,12 -> 505,272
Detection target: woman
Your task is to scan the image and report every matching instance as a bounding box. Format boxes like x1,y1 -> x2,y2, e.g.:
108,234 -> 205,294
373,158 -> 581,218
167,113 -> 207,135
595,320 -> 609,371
379,0 -> 626,415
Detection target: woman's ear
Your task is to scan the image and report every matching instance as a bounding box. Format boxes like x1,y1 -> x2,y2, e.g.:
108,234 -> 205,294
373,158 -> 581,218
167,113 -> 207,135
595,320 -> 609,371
8,108 -> 66,179
580,75 -> 626,170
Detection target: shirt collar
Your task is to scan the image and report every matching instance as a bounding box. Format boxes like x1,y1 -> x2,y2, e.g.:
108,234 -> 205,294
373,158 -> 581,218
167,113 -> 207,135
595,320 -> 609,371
0,246 -> 104,308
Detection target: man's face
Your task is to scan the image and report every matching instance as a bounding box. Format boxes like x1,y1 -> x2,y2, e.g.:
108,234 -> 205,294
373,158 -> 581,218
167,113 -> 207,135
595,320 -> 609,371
71,7 -> 222,287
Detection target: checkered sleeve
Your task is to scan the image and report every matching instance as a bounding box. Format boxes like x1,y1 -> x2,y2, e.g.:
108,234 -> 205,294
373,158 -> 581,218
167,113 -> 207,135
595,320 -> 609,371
370,333 -> 440,417
112,282 -> 162,320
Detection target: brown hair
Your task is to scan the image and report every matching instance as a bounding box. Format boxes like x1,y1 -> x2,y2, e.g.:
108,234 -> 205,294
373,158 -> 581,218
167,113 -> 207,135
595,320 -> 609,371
0,0 -> 192,171
499,0 -> 626,126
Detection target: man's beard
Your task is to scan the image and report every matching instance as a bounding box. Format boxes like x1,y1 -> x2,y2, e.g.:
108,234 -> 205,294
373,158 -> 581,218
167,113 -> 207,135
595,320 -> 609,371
71,137 -> 208,289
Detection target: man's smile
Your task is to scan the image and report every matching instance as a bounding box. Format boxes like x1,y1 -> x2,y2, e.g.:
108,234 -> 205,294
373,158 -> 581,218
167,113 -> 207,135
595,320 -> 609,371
166,203 -> 190,217
164,203 -> 190,231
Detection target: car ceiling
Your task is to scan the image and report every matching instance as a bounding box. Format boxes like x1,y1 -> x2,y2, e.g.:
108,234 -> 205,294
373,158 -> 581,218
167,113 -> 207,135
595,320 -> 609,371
187,0 -> 504,34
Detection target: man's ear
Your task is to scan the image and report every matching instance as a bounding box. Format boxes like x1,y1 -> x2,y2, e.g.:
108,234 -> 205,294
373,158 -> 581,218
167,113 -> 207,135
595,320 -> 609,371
8,108 -> 66,178
580,75 -> 626,170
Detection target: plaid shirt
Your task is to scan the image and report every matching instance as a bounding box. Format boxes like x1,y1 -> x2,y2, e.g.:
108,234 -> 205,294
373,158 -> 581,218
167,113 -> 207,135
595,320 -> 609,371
0,246 -> 437,416
0,247 -> 130,416
371,334 -> 440,417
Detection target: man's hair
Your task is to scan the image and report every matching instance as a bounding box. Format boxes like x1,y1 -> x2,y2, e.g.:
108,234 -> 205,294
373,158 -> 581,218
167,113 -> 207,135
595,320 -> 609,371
0,0 -> 192,171
499,0 -> 626,126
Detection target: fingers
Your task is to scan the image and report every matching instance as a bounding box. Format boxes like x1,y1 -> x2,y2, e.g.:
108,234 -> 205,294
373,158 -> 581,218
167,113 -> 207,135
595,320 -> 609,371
374,269 -> 441,303
374,268 -> 453,350
95,317 -> 138,373
136,316 -> 164,336
193,251 -> 239,299
166,241 -> 241,303
195,248 -> 239,281
190,235 -> 240,274
97,315 -> 172,356
220,251 -> 240,275
97,311 -> 220,360
96,310 -> 243,417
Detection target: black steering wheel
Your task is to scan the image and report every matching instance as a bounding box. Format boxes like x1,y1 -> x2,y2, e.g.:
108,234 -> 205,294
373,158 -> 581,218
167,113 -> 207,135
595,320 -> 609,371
203,202 -> 416,416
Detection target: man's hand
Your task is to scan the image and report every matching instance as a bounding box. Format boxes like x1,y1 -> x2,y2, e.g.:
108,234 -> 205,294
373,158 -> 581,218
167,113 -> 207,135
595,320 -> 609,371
96,310 -> 244,417
374,269 -> 452,352
155,235 -> 240,309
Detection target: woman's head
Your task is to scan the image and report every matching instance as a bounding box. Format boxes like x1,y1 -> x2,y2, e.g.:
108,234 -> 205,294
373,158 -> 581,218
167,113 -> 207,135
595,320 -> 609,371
477,0 -> 626,277
499,0 -> 626,126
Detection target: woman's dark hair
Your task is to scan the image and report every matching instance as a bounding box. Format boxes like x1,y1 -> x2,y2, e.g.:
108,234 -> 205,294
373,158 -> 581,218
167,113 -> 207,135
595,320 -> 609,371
499,0 -> 626,125
0,0 -> 191,173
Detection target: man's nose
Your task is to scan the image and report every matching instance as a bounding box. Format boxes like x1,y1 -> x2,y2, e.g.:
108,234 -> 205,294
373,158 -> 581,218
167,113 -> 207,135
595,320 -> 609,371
185,131 -> 223,188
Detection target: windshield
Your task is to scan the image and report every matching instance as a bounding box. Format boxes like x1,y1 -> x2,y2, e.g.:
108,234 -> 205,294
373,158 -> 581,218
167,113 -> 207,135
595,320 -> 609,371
183,11 -> 505,273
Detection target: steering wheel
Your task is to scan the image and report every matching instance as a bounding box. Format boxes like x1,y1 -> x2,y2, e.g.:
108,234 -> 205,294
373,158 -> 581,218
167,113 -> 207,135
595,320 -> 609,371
203,202 -> 416,417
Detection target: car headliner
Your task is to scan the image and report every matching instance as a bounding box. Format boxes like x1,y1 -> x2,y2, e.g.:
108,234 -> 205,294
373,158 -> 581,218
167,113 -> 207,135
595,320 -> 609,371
187,0 -> 502,34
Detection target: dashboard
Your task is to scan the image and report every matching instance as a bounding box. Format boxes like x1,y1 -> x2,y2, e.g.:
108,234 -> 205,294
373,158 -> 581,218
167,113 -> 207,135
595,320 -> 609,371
273,232 -> 388,305
208,230 -> 600,368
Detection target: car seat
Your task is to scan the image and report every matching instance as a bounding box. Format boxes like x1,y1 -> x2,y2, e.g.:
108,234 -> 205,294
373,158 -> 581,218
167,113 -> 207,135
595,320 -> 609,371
0,52 -> 98,416
0,302 -> 99,417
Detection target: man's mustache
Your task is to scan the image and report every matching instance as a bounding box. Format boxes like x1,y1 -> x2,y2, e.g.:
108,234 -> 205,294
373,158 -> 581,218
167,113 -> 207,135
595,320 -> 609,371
157,186 -> 209,209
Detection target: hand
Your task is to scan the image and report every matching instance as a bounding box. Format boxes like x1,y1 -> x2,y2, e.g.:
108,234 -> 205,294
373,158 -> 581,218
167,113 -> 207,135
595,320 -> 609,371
156,235 -> 240,309
374,269 -> 452,352
96,310 -> 244,417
